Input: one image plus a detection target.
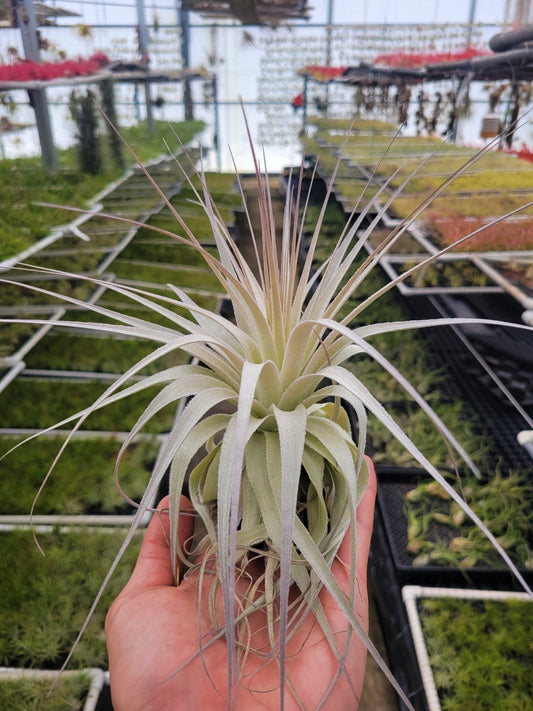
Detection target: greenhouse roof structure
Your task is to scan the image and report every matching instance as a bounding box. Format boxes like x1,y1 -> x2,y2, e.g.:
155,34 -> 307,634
0,0 -> 79,26
182,0 -> 310,25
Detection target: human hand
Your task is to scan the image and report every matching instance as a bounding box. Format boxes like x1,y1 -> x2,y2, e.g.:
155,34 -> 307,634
105,457 -> 377,711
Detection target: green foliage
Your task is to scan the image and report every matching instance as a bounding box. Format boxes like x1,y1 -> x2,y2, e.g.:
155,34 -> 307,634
68,89 -> 102,176
186,171 -> 240,200
99,78 -> 125,170
420,596 -> 533,710
0,436 -> 158,514
308,116 -> 397,133
0,322 -> 39,359
65,296 -> 219,327
0,528 -> 141,668
0,277 -> 98,308
0,672 -> 91,711
0,379 -> 175,432
23,332 -> 190,374
312,124 -> 533,229
0,119 -> 204,260
404,471 -> 533,568
401,260 -> 491,288
368,399 -> 490,470
119,120 -> 204,162
27,247 -> 103,274
118,239 -> 219,266
113,259 -> 225,292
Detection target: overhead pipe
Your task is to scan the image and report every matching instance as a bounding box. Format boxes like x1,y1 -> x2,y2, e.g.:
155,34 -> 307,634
489,24 -> 533,52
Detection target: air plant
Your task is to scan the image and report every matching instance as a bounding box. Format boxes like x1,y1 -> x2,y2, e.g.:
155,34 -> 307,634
1,119 -> 533,711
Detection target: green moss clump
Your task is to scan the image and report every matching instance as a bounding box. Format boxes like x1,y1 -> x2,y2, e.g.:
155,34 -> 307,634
0,436 -> 158,515
113,261 -> 224,292
23,333 -> 178,374
0,380 -> 175,433
0,119 -> 204,260
421,596 -> 533,711
0,528 -> 142,668
0,672 -> 92,711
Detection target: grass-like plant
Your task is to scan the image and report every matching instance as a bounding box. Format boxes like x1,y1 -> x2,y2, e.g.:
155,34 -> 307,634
0,671 -> 92,711
2,121 -> 533,710
0,528 -> 141,668
0,379 -> 175,433
404,471 -> 532,569
419,595 -> 532,710
0,435 -> 158,515
0,120 -> 204,259
22,331 -> 191,373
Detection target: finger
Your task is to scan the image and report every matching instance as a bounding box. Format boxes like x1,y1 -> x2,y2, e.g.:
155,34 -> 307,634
125,494 -> 195,591
332,455 -> 377,589
355,455 -> 377,580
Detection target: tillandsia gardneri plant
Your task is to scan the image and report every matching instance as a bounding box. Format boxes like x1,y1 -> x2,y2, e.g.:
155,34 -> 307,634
2,119 -> 533,711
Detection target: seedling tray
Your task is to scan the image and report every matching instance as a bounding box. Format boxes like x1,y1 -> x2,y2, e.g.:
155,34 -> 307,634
0,527 -> 142,670
375,465 -> 533,589
0,431 -> 162,526
402,586 -> 533,711
403,293 -> 533,472
0,668 -> 105,711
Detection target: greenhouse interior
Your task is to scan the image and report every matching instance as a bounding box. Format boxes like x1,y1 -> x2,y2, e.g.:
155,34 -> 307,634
0,0 -> 532,709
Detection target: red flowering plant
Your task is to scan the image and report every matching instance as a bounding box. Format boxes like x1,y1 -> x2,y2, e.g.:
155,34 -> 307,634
0,53 -> 110,83
374,47 -> 489,69
301,65 -> 347,82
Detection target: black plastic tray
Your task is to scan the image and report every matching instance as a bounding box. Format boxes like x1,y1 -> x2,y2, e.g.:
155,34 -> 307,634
375,465 -> 533,590
369,502 -> 429,711
403,293 -> 533,473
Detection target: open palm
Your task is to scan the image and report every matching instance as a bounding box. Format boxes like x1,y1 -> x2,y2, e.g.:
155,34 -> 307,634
106,459 -> 376,711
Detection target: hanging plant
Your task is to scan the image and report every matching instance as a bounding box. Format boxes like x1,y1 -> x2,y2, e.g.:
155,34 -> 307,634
74,24 -> 93,40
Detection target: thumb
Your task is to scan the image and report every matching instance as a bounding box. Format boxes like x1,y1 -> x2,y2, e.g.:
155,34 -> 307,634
124,494 -> 195,591
332,456 -> 377,591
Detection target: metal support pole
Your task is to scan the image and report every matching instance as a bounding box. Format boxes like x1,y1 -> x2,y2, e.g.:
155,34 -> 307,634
212,75 -> 221,172
466,0 -> 477,46
136,0 -> 154,133
16,0 -> 58,170
324,0 -> 333,117
177,0 -> 194,120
